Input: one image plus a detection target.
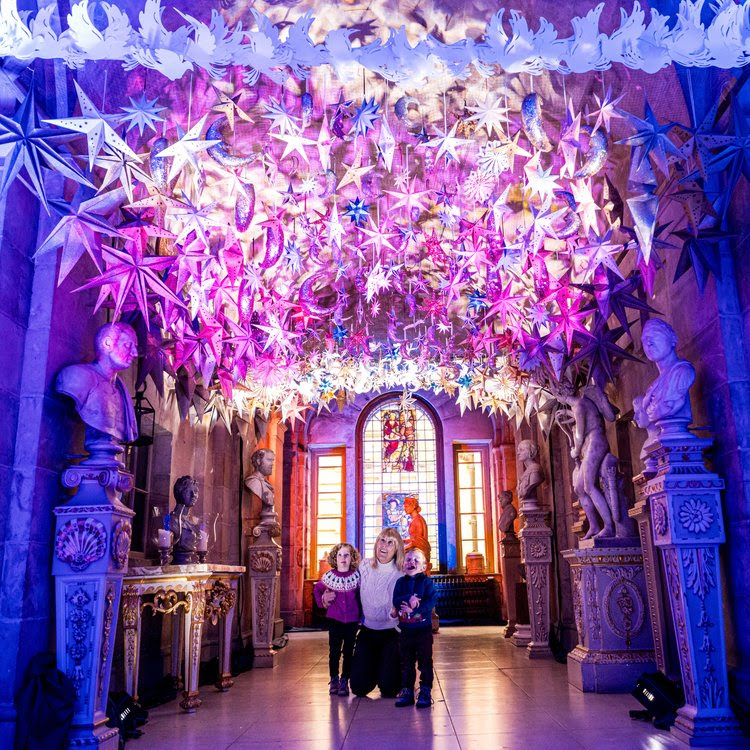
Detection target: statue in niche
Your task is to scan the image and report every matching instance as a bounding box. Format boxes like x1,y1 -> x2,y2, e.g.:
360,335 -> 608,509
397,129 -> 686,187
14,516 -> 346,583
244,448 -> 276,524
170,475 -> 202,564
555,381 -> 635,540
634,318 -> 696,464
56,322 -> 139,455
403,495 -> 431,568
516,440 -> 544,511
498,490 -> 518,537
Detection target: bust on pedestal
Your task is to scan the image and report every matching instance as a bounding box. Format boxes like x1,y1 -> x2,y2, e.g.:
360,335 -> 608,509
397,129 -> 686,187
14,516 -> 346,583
244,449 -> 282,667
633,319 -> 744,745
515,440 -> 552,657
53,322 -> 138,750
170,476 -> 204,565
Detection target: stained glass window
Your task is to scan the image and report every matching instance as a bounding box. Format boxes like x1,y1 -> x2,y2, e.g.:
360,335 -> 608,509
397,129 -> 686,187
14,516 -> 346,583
361,399 -> 440,565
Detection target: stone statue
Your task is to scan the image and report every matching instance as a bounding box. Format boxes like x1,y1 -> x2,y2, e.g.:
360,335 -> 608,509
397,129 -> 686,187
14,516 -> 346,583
556,382 -> 635,540
516,440 -> 544,511
56,322 -> 139,458
403,495 -> 431,567
634,318 -> 696,465
170,475 -> 202,564
498,490 -> 518,536
244,448 -> 276,524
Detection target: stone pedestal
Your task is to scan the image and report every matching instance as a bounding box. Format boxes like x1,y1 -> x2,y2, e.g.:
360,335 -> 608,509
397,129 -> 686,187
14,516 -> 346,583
499,533 -> 521,638
563,542 -> 656,692
53,463 -> 135,750
518,509 -> 552,658
465,551 -> 485,575
247,519 -> 282,668
629,486 -> 673,677
638,436 -> 745,747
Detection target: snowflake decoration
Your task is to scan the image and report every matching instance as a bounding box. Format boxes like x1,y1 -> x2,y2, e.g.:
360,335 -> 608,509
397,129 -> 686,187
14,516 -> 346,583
299,175 -> 318,195
464,170 -> 495,202
344,197 -> 370,226
477,141 -> 511,176
352,97 -> 380,138
118,93 -> 166,136
678,497 -> 714,535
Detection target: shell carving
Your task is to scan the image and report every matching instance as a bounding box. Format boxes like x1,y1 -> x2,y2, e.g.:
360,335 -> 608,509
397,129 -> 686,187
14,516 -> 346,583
111,520 -> 132,569
56,518 -> 107,572
250,550 -> 275,573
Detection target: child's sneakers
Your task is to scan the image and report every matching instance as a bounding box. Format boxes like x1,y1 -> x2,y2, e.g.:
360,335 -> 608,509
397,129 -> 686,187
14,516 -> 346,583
394,687 -> 415,707
416,686 -> 432,708
338,678 -> 350,696
329,677 -> 339,694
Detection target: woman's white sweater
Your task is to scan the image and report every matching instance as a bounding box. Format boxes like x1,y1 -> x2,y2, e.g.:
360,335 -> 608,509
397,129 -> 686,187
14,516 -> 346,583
359,558 -> 401,630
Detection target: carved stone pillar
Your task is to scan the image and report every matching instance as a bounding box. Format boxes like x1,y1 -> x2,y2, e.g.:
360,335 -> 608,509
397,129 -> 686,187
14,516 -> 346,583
52,465 -> 135,750
247,521 -> 282,668
499,533 -> 521,638
518,509 -> 552,658
629,483 -> 672,676
563,544 -> 655,692
639,436 -> 745,746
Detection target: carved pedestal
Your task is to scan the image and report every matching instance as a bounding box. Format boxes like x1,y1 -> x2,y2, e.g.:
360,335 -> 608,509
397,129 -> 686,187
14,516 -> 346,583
53,465 -> 135,750
563,543 -> 656,692
518,509 -> 552,658
248,521 -> 282,668
629,486 -> 672,676
638,436 -> 745,747
499,534 -> 521,638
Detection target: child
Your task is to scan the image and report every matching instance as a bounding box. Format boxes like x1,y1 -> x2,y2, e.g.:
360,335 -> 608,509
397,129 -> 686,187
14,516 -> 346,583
313,543 -> 361,696
392,548 -> 436,708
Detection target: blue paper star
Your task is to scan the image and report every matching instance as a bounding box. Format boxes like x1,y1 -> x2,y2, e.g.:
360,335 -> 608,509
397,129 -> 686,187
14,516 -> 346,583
617,99 -> 682,177
344,197 -> 370,226
466,288 -> 488,314
352,97 -> 380,138
0,87 -> 92,210
332,324 -> 349,344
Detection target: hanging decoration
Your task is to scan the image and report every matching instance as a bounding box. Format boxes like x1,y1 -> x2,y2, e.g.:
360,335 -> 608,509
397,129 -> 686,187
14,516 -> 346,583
2,2 -> 748,430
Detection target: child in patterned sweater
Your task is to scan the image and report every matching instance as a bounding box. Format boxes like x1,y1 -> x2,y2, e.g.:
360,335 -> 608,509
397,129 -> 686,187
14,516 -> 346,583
313,543 -> 361,696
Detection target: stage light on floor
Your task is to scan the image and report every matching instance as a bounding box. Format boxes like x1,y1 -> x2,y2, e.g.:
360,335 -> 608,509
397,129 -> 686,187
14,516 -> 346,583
630,671 -> 684,729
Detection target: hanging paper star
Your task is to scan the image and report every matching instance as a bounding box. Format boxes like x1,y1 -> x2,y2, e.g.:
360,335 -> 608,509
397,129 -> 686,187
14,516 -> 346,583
45,81 -> 139,171
337,150 -> 375,191
343,196 -> 370,226
587,86 -> 625,135
170,192 -> 218,247
332,324 -> 349,343
117,206 -> 175,261
157,115 -> 220,183
425,120 -> 469,162
617,100 -> 682,177
568,321 -> 641,385
34,187 -> 126,283
672,226 -> 731,292
118,93 -> 167,136
75,244 -> 183,324
466,288 -> 488,314
261,98 -> 300,135
465,95 -> 510,139
91,145 -> 151,204
351,97 -> 380,138
377,116 -> 396,172
271,130 -> 316,165
706,99 -> 750,198
0,87 -> 92,209
626,148 -> 660,264
384,178 -> 430,215
209,85 -> 253,131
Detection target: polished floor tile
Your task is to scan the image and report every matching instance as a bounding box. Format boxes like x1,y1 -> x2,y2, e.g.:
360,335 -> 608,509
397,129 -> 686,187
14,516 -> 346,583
131,627 -> 738,750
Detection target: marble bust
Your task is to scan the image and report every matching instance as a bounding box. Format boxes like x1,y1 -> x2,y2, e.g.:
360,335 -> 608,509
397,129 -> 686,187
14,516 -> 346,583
498,490 -> 518,536
516,440 -> 544,511
244,449 -> 276,523
634,318 -> 696,463
56,322 -> 139,452
170,475 -> 202,564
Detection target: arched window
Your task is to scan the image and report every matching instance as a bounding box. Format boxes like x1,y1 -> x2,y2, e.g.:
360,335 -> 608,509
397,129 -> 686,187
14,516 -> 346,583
358,396 -> 442,568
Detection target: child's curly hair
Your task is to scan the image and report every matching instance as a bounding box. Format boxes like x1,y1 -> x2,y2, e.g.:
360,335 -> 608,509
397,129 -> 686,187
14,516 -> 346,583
326,543 -> 361,570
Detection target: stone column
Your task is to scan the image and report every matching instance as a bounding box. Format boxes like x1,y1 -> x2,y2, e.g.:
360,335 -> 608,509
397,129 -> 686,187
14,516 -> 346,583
563,543 -> 655,692
247,520 -> 282,668
499,532 -> 521,638
639,436 -> 745,746
629,481 -> 672,676
52,465 -> 135,750
518,509 -> 552,658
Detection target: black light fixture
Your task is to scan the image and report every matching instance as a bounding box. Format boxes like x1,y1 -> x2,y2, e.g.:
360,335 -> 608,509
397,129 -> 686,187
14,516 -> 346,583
130,388 -> 155,447
630,671 -> 684,729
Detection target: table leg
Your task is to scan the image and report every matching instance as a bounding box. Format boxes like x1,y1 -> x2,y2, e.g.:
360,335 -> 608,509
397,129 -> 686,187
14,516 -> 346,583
180,587 -> 206,712
216,580 -> 237,691
122,585 -> 143,702
171,609 -> 183,690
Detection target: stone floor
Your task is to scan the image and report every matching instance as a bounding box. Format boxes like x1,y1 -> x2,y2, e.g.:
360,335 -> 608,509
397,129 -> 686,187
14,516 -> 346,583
134,627 -> 721,750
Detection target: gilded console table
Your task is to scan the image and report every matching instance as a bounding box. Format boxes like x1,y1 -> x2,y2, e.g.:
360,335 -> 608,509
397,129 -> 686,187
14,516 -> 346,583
121,564 -> 244,712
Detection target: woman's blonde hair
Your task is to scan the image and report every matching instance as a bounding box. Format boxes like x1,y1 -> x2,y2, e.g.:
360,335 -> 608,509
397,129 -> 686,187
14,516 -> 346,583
326,543 -> 361,570
371,527 -> 405,570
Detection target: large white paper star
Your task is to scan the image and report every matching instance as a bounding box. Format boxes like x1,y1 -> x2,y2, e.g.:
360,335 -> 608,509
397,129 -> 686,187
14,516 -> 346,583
157,115 -> 219,183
